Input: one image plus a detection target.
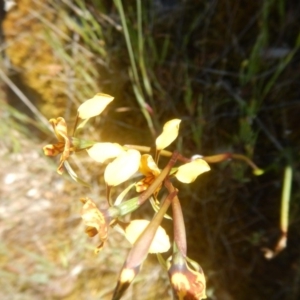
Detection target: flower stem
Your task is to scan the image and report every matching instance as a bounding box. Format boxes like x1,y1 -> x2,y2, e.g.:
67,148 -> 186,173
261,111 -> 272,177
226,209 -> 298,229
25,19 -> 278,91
165,179 -> 187,256
137,151 -> 179,205
126,190 -> 177,268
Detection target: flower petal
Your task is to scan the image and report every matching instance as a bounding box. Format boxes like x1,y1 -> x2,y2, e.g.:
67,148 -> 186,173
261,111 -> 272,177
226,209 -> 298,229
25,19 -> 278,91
43,142 -> 65,156
135,175 -> 158,193
175,159 -> 210,183
80,199 -> 113,253
81,199 -> 109,242
104,149 -> 141,186
78,93 -> 114,119
139,154 -> 160,176
125,220 -> 170,253
49,117 -> 68,142
155,119 -> 181,150
87,143 -> 124,163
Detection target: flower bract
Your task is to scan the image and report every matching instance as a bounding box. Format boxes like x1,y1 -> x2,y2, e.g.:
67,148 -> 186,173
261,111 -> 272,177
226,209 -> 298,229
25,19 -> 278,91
169,251 -> 207,300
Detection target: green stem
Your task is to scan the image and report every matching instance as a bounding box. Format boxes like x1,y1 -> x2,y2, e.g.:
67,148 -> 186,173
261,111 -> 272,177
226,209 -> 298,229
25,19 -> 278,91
280,165 -> 292,233
113,0 -> 155,137
202,153 -> 263,175
116,196 -> 140,216
71,138 -> 96,150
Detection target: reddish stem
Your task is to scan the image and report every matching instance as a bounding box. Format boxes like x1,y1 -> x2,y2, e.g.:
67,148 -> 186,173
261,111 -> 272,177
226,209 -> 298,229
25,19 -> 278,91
165,179 -> 187,257
137,151 -> 179,205
126,190 -> 177,269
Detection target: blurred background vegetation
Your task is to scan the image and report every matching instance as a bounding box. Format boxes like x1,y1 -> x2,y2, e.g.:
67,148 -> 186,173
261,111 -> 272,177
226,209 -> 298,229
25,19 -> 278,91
0,0 -> 300,299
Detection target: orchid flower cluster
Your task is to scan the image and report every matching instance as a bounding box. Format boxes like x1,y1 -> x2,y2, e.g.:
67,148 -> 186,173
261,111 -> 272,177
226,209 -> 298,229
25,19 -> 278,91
43,94 -> 263,300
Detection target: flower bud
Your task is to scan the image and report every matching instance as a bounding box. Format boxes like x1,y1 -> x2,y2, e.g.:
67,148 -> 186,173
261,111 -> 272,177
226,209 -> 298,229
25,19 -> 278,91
169,251 -> 207,300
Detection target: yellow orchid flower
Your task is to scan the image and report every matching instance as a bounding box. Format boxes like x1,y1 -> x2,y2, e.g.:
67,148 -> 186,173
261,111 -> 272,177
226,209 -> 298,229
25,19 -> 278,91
80,198 -> 121,253
43,93 -> 115,174
136,154 -> 161,192
136,155 -> 211,193
169,251 -> 207,300
156,119 -> 181,150
43,117 -> 73,174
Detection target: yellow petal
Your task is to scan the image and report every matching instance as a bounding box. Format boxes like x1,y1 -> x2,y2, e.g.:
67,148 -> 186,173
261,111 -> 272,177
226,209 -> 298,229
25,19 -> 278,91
104,149 -> 141,186
87,143 -> 124,163
139,154 -> 160,176
155,119 -> 181,150
49,117 -> 68,142
43,142 -> 65,156
125,220 -> 170,253
81,199 -> 108,241
77,93 -> 114,119
175,159 -> 210,183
